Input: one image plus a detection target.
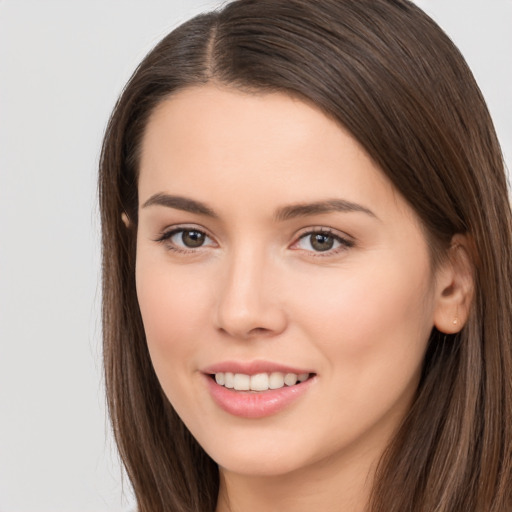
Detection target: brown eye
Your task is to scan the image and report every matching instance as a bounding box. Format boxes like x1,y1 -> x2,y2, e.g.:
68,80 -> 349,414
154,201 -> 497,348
294,230 -> 353,254
157,227 -> 214,251
310,233 -> 335,251
180,230 -> 206,248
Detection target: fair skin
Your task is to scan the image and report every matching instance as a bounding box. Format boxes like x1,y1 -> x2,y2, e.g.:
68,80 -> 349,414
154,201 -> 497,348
134,84 -> 472,512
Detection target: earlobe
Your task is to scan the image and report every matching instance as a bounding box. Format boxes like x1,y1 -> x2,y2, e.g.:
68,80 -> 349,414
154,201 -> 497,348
121,212 -> 131,228
433,234 -> 475,334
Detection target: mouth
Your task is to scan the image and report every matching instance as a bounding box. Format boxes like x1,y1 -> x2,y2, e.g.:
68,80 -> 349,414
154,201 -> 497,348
210,371 -> 313,392
202,361 -> 316,418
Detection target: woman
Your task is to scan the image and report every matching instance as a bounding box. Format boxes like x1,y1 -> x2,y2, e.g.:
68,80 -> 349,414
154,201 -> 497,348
98,0 -> 512,510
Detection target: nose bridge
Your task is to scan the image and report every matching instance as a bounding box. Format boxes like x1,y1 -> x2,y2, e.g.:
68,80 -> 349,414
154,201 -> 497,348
215,241 -> 286,338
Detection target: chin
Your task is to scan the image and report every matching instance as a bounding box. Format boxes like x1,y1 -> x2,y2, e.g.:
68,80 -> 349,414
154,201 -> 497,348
197,428 -> 330,479
215,452 -> 308,478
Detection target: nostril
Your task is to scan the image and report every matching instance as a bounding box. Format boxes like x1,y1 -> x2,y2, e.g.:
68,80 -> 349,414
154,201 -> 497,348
248,327 -> 271,336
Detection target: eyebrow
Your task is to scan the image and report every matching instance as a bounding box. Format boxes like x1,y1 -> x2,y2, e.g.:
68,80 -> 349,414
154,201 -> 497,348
142,193 -> 218,217
274,199 -> 377,221
141,193 -> 376,221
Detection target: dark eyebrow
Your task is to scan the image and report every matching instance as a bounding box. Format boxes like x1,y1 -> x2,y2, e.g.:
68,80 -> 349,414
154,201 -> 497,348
141,193 -> 376,222
141,193 -> 217,218
274,199 -> 377,222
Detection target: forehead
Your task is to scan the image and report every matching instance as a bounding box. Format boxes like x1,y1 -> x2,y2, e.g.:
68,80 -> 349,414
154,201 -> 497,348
138,84 -> 413,224
139,85 -> 358,174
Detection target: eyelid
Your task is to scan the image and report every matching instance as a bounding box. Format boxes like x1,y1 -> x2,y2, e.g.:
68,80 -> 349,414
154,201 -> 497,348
154,224 -> 217,252
290,226 -> 355,255
153,224 -> 354,256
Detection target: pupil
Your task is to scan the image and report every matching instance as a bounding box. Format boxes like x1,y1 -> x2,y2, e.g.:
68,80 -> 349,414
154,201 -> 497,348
182,230 -> 205,248
311,233 -> 333,251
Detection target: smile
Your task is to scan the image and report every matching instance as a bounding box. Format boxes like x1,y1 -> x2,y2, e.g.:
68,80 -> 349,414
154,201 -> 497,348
204,365 -> 316,418
213,372 -> 310,391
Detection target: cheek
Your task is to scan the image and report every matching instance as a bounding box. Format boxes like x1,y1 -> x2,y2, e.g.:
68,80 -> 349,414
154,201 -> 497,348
135,256 -> 213,376
292,255 -> 435,384
282,258 -> 435,451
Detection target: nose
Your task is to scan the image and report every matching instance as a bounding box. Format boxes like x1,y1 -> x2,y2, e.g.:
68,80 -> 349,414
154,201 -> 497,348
214,247 -> 287,340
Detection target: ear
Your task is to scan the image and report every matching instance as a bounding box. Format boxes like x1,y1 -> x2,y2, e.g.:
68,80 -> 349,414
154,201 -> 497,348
121,212 -> 131,228
433,234 -> 475,334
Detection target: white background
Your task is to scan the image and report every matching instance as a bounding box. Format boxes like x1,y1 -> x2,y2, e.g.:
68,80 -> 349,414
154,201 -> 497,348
0,1 -> 510,511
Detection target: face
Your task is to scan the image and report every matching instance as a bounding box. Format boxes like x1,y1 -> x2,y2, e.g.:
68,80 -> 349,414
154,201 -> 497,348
135,85 -> 441,478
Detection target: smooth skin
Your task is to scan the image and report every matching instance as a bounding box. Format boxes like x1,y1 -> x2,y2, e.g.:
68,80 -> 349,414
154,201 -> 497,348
134,85 -> 473,512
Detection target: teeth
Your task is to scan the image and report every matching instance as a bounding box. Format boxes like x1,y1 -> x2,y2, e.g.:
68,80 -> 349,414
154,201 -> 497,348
284,373 -> 298,386
233,373 -> 250,391
269,372 -> 285,389
214,371 -> 310,391
224,372 -> 234,389
250,373 -> 269,391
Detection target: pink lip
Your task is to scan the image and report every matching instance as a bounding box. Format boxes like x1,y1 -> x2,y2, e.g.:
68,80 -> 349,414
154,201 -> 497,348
201,360 -> 316,419
202,360 -> 313,375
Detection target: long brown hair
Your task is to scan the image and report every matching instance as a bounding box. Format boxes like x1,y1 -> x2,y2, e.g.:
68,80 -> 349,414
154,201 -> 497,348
99,1 -> 512,510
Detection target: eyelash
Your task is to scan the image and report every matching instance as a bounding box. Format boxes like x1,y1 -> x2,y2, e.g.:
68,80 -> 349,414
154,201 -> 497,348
292,228 -> 354,256
154,227 -> 215,254
154,226 -> 354,256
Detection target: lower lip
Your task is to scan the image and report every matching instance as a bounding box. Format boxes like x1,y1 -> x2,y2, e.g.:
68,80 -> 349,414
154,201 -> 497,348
204,374 -> 315,419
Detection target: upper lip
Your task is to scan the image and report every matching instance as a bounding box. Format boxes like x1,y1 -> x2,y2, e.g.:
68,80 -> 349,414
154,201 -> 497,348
202,360 -> 314,376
